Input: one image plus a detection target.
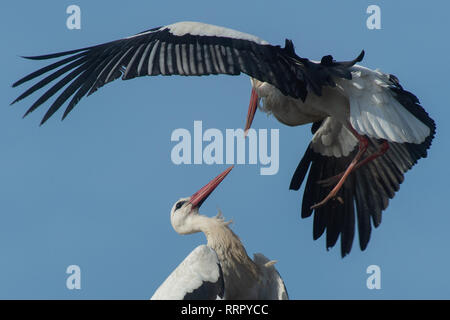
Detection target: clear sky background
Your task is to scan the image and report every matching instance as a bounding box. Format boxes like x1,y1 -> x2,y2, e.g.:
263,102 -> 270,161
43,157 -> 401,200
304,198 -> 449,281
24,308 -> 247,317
0,1 -> 448,299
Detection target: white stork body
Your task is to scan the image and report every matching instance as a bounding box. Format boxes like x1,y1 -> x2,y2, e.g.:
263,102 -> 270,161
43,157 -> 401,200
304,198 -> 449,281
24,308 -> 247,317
12,21 -> 435,256
151,167 -> 288,300
255,79 -> 342,126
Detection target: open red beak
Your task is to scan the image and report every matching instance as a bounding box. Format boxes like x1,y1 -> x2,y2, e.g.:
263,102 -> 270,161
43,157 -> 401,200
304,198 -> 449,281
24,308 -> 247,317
244,88 -> 258,136
189,166 -> 234,208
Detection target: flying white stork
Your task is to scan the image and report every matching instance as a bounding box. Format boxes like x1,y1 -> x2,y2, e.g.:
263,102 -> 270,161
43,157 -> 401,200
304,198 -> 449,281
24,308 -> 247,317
11,21 -> 435,256
151,166 -> 288,300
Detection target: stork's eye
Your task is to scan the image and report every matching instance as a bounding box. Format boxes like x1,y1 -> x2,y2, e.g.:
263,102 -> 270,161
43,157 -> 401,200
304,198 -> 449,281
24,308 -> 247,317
175,201 -> 186,211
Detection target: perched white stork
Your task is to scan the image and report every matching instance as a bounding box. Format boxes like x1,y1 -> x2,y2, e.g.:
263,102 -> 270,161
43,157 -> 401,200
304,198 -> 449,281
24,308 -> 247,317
11,21 -> 435,256
151,166 -> 288,300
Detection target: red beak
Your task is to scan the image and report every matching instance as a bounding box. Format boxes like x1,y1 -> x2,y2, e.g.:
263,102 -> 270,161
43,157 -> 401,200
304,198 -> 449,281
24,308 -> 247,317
189,166 -> 234,208
244,88 -> 258,136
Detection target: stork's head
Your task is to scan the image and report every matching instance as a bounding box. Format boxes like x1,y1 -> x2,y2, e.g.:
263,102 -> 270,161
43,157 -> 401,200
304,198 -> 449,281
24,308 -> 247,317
245,78 -> 264,135
170,166 -> 233,235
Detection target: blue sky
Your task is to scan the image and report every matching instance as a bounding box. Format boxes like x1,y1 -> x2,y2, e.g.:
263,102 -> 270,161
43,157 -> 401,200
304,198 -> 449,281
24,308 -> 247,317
0,1 -> 448,299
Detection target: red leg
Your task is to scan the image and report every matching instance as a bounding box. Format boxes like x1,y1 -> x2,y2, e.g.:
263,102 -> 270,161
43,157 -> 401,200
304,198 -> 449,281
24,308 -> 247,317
354,140 -> 389,168
318,140 -> 390,187
310,124 -> 369,210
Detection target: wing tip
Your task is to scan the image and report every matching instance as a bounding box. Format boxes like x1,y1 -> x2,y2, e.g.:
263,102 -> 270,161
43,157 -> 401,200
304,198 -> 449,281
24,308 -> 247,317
12,77 -> 27,88
356,50 -> 365,63
289,144 -> 314,191
284,39 -> 295,55
19,46 -> 92,61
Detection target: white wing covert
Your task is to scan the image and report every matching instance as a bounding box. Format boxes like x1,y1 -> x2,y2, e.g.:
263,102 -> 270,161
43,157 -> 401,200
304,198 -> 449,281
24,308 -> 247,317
310,116 -> 358,158
151,245 -> 224,300
338,66 -> 430,144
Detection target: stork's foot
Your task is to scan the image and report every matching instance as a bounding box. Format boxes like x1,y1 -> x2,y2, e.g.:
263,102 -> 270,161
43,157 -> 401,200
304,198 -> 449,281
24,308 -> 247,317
311,173 -> 352,209
311,194 -> 343,209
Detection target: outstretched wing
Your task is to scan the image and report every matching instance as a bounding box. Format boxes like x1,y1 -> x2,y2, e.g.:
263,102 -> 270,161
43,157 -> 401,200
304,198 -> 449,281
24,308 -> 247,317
151,245 -> 225,300
11,21 -> 363,125
290,78 -> 435,257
